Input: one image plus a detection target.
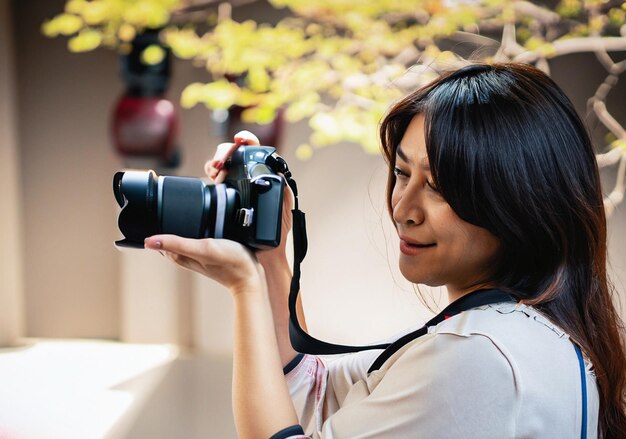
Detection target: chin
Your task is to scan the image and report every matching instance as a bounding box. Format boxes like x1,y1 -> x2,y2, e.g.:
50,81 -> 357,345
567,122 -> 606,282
398,262 -> 440,286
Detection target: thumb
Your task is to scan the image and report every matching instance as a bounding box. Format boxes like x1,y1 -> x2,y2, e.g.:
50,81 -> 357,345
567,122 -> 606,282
145,234 -> 214,259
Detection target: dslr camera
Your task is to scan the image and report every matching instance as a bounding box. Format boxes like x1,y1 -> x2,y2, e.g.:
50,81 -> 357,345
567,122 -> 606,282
113,145 -> 287,249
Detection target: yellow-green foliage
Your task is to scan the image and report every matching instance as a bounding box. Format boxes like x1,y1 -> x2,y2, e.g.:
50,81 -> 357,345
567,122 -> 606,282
42,0 -> 626,157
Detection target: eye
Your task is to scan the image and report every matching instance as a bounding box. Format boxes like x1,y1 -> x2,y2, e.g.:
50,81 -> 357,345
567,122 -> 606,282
393,166 -> 408,178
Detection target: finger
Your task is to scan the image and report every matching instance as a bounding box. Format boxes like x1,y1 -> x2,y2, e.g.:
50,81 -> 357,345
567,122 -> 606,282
284,184 -> 295,209
163,251 -> 202,272
205,132 -> 262,183
233,130 -> 260,146
208,132 -> 259,172
205,142 -> 238,181
145,234 -> 215,261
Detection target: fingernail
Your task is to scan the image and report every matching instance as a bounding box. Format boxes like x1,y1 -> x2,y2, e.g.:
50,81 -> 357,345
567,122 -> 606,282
145,239 -> 162,250
214,160 -> 225,171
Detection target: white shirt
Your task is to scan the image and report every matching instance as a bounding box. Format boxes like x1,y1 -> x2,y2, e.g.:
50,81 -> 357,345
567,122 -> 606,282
285,302 -> 599,438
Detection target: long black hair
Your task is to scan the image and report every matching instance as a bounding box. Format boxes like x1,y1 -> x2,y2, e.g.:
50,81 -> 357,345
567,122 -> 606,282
380,63 -> 626,438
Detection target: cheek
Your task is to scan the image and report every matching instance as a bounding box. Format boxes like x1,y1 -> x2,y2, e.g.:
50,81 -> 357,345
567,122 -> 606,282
457,226 -> 502,268
478,233 -> 502,265
390,185 -> 402,213
435,209 -> 500,261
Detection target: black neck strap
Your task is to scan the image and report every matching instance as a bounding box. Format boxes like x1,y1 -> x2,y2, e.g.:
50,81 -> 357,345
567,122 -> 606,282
366,288 -> 515,372
284,173 -> 391,354
282,172 -> 516,370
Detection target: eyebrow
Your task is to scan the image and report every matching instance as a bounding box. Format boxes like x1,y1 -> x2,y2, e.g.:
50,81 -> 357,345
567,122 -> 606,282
396,144 -> 409,163
395,144 -> 430,170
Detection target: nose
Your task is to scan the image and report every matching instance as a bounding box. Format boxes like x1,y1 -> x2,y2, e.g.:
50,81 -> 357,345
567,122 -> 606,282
392,184 -> 425,226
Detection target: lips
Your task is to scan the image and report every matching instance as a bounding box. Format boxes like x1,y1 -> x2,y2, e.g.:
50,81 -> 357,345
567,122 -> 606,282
399,236 -> 436,256
399,235 -> 435,246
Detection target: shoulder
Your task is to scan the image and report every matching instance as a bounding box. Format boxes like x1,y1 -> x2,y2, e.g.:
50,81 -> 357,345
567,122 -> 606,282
379,323 -> 515,381
374,302 -> 578,390
360,303 -> 594,438
377,302 -> 588,416
435,302 -> 569,341
432,302 -> 575,368
368,306 -> 519,393
364,327 -> 518,437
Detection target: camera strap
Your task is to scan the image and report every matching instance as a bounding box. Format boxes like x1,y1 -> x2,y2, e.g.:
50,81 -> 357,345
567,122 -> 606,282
284,176 -> 388,354
282,171 -> 516,361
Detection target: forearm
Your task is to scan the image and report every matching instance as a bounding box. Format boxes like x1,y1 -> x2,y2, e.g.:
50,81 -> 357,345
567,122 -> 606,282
232,285 -> 299,439
262,256 -> 307,367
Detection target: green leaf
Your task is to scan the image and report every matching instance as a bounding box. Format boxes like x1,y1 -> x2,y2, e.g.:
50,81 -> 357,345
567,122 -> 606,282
611,139 -> 626,152
285,92 -> 320,122
295,143 -> 314,160
247,66 -> 271,93
81,1 -> 110,26
68,28 -> 103,52
42,14 -> 83,37
141,44 -> 166,65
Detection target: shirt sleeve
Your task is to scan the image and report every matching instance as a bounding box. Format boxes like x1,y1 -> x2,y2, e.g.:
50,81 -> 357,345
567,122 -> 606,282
295,332 -> 517,439
283,354 -> 325,434
269,424 -> 308,439
283,349 -> 383,435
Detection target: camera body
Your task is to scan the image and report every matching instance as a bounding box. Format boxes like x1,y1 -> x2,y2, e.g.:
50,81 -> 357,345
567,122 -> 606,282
113,145 -> 285,249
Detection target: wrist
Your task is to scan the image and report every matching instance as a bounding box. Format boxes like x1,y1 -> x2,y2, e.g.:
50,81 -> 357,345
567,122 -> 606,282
258,254 -> 291,277
256,245 -> 289,265
229,267 -> 267,298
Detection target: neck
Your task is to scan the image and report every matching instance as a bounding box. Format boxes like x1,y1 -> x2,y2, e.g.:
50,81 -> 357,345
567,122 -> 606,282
447,282 -> 496,303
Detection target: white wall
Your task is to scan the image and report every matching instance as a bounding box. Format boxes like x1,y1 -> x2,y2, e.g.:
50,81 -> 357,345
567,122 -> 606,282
0,0 -> 24,346
606,165 -> 626,315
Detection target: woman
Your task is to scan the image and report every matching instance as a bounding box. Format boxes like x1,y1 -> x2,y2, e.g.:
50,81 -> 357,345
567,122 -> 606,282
145,63 -> 626,438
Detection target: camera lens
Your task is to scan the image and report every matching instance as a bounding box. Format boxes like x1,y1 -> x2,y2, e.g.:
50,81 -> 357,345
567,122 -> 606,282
114,170 -> 239,248
159,176 -> 208,239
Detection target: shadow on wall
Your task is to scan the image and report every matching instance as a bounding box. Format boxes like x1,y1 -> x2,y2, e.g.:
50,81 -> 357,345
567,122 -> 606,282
122,354 -> 235,439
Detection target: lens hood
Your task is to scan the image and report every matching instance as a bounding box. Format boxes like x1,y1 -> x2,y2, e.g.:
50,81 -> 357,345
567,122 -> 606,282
114,170 -> 159,248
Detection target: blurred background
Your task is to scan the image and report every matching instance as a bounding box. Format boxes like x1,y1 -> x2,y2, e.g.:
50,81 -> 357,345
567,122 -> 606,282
1,1 -> 625,438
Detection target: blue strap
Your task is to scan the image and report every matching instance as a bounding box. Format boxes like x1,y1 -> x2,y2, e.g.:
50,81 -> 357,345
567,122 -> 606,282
574,344 -> 587,439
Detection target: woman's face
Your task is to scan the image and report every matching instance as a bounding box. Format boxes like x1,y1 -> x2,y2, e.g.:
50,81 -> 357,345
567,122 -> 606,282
391,114 -> 501,300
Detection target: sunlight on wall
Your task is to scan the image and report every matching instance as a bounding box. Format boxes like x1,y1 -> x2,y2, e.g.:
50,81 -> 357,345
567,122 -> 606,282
0,340 -> 177,439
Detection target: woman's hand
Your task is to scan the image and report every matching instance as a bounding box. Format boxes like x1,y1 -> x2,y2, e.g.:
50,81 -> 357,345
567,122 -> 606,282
204,132 -> 250,184
144,235 -> 265,297
204,131 -> 302,365
204,130 -> 294,268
